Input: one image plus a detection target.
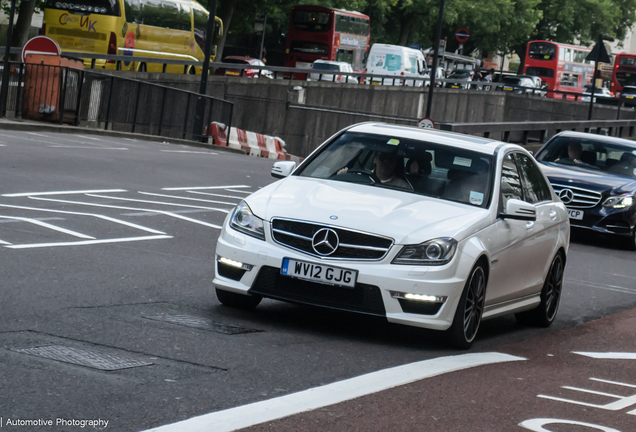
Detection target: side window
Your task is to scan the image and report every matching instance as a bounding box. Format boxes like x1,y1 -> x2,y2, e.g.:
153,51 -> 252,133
515,153 -> 552,204
500,153 -> 524,212
140,0 -> 162,27
176,3 -> 192,31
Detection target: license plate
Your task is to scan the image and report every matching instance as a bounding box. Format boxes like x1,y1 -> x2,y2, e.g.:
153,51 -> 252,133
226,71 -> 239,76
281,258 -> 357,288
451,85 -> 459,89
503,86 -> 513,91
627,95 -> 634,99
372,81 -> 381,85
568,209 -> 584,220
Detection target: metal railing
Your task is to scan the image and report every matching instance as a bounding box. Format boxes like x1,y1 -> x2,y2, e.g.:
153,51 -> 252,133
0,61 -> 233,142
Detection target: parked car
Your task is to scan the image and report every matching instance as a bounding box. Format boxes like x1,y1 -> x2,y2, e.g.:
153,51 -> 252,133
308,60 -> 358,84
445,70 -> 472,89
495,76 -> 539,95
581,85 -> 614,103
214,122 -> 570,349
215,56 -> 273,79
535,131 -> 636,250
366,44 -> 428,86
619,85 -> 636,108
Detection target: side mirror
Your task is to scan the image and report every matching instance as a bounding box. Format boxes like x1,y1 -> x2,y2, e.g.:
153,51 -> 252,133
499,198 -> 536,221
271,161 -> 297,179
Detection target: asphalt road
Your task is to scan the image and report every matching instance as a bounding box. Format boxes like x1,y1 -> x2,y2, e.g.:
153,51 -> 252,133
0,130 -> 634,432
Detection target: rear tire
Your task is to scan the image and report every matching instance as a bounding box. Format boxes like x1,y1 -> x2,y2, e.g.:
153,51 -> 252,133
216,288 -> 262,310
515,252 -> 564,327
447,263 -> 487,350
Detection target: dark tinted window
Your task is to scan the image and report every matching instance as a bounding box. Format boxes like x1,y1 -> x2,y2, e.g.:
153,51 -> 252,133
515,153 -> 552,203
293,10 -> 331,32
619,56 -> 636,66
528,42 -> 556,61
193,7 -> 207,49
502,77 -> 522,85
525,67 -> 554,78
313,63 -> 339,71
616,73 -> 636,88
334,13 -> 369,36
500,154 -> 524,210
290,41 -> 329,55
47,0 -> 121,16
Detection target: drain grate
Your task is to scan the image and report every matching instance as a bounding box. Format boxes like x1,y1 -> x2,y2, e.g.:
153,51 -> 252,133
143,314 -> 262,335
10,345 -> 153,371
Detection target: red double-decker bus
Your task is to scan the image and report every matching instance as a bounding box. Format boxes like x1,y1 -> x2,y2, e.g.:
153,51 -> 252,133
524,40 -> 594,99
284,5 -> 370,73
611,53 -> 636,94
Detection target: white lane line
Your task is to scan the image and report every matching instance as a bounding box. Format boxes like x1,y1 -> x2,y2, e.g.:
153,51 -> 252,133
138,192 -> 236,206
0,217 -> 65,223
161,185 -> 251,191
75,135 -> 102,141
160,150 -> 219,155
0,215 -> 95,239
566,278 -> 636,296
188,191 -> 245,200
29,197 -> 225,229
0,239 -> 12,245
0,204 -> 166,235
0,143 -> 6,147
225,189 -> 253,194
6,235 -> 172,249
86,193 -> 231,213
573,352 -> 636,360
48,146 -> 129,150
123,138 -> 137,142
26,132 -> 48,137
2,189 -> 127,198
141,352 -> 526,432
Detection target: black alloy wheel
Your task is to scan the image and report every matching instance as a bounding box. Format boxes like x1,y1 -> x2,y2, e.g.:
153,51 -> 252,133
516,253 -> 564,327
447,263 -> 487,349
216,288 -> 262,310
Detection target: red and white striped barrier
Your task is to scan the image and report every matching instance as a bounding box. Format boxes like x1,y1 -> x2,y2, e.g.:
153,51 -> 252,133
207,122 -> 301,162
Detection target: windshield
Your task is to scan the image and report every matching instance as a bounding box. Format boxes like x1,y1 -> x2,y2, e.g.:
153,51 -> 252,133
528,42 -> 556,61
313,63 -> 340,71
296,132 -> 494,208
47,0 -> 120,15
293,10 -> 331,32
450,72 -> 470,78
536,136 -> 636,178
616,72 -> 636,88
502,77 -> 522,85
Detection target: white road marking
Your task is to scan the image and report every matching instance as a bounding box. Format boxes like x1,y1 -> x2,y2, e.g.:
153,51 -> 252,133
161,185 -> 251,191
160,150 -> 219,155
123,138 -> 137,141
141,352 -> 526,432
75,135 -> 102,141
573,352 -> 636,360
188,191 -> 245,200
0,217 -> 65,224
6,235 -> 172,249
48,145 -> 129,150
2,189 -> 127,198
86,193 -> 231,213
566,278 -> 636,296
0,203 -> 166,234
0,215 -> 95,239
0,239 -> 12,245
0,144 -> 6,147
29,197 -> 225,229
138,192 -> 235,206
25,132 -> 48,137
225,189 -> 253,194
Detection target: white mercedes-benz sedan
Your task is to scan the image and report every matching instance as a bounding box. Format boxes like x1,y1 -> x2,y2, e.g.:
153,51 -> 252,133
213,122 -> 570,348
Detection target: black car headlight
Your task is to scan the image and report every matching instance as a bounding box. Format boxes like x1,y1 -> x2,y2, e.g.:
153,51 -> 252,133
603,194 -> 635,209
230,201 -> 265,240
392,238 -> 458,266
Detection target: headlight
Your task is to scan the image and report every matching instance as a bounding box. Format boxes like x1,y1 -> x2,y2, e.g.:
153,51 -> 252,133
392,238 -> 458,266
230,201 -> 265,240
603,194 -> 635,209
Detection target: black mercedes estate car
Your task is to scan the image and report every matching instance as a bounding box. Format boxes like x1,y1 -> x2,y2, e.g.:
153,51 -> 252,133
535,132 -> 636,250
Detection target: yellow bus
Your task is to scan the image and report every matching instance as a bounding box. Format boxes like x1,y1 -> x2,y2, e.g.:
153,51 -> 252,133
42,0 -> 223,74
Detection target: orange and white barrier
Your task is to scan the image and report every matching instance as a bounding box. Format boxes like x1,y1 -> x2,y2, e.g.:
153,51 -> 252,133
207,122 -> 301,162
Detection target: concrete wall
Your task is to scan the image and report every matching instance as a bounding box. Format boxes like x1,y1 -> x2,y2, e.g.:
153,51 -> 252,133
104,72 -> 635,157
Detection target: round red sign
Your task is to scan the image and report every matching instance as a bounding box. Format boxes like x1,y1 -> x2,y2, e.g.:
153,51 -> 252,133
455,29 -> 470,44
22,36 -> 61,63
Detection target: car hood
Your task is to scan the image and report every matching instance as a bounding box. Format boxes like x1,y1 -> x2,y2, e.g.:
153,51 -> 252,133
245,177 -> 491,244
539,161 -> 636,194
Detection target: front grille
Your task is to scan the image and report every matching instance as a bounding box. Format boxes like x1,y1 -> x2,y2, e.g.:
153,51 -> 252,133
271,218 -> 393,260
551,184 -> 603,209
249,266 -> 386,316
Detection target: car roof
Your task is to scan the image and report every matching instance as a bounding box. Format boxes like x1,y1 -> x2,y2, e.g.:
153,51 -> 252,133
346,122 -> 511,155
554,131 -> 636,147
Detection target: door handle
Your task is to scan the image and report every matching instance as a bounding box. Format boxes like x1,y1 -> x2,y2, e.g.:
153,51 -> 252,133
549,211 -> 557,220
526,221 -> 535,230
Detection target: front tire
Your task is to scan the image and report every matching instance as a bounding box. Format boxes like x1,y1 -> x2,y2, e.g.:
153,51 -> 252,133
516,252 -> 564,327
447,263 -> 487,349
216,288 -> 262,310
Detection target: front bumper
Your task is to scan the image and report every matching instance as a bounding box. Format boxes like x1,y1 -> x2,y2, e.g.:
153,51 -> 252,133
567,204 -> 635,236
213,222 -> 475,331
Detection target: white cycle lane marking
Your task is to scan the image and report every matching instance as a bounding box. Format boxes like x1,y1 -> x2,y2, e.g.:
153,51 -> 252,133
2,189 -> 127,198
141,352 -> 526,432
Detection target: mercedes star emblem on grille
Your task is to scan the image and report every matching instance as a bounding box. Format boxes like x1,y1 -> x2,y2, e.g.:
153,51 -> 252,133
558,188 -> 574,204
312,228 -> 340,256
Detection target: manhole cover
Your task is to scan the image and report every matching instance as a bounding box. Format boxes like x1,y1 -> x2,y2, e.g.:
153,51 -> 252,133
10,345 -> 153,371
143,314 -> 262,335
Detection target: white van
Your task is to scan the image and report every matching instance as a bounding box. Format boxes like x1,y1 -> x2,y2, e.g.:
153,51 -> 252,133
366,44 -> 428,86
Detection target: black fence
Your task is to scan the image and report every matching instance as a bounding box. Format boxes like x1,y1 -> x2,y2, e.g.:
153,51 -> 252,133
0,61 -> 233,142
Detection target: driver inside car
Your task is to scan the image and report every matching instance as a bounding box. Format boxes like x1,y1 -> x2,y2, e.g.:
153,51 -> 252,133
337,151 -> 411,189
